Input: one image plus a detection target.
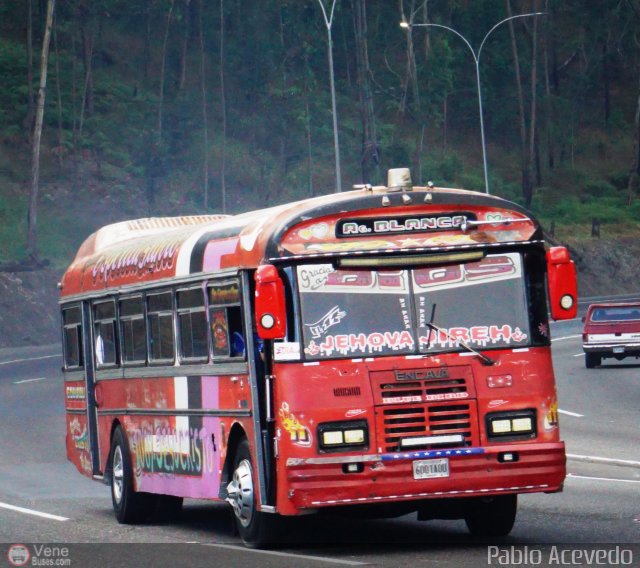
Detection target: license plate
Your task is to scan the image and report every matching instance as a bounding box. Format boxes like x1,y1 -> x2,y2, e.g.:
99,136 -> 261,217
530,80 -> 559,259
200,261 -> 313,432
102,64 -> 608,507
412,458 -> 449,480
613,346 -> 625,354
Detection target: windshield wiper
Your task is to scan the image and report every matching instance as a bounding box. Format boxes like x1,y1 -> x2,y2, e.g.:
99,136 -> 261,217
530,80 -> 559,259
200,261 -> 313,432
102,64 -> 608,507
425,320 -> 496,366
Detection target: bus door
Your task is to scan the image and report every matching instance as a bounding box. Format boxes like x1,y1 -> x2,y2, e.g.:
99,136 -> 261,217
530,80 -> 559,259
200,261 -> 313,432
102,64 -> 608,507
62,302 -> 101,477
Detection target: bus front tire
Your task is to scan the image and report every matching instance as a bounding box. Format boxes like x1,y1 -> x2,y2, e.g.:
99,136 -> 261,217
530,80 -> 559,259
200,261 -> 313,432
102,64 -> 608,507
464,494 -> 517,537
227,438 -> 280,548
110,425 -> 156,524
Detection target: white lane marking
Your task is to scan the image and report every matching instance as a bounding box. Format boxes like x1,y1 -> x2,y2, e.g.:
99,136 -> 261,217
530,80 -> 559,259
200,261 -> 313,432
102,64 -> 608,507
13,377 -> 47,385
567,473 -> 640,484
0,501 -> 69,521
203,543 -> 367,565
558,409 -> 584,418
573,353 -> 585,357
0,354 -> 58,366
551,335 -> 581,342
567,454 -> 640,468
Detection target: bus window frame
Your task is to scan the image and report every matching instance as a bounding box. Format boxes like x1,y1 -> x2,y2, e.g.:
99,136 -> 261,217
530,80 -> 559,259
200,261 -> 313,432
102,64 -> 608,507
118,294 -> 147,367
62,304 -> 84,370
92,298 -> 118,369
146,290 -> 176,365
176,285 -> 209,364
207,278 -> 246,361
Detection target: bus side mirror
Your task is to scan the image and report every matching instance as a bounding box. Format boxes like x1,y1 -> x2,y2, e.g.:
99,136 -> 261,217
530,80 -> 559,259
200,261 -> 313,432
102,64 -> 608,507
255,264 -> 287,340
546,246 -> 578,321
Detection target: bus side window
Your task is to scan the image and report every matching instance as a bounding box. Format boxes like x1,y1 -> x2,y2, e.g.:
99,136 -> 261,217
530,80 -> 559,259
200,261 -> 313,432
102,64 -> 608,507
208,280 -> 245,360
147,291 -> 175,364
119,296 -> 146,365
93,300 -> 117,367
62,305 -> 84,369
177,287 -> 208,361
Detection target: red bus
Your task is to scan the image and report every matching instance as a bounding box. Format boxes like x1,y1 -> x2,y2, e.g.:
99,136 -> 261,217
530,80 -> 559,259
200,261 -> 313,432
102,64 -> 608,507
60,169 -> 577,546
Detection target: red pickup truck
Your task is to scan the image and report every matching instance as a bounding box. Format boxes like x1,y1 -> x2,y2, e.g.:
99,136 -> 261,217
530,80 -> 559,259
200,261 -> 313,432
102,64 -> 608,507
582,302 -> 640,368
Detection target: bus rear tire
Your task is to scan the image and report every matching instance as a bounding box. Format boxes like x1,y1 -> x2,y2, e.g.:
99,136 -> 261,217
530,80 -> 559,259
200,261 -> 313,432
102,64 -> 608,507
585,353 -> 601,368
110,425 -> 156,524
464,494 -> 517,537
227,438 -> 280,548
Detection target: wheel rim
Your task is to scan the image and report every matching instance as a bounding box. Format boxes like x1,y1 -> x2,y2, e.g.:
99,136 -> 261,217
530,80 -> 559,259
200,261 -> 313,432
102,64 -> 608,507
112,445 -> 124,504
227,458 -> 254,527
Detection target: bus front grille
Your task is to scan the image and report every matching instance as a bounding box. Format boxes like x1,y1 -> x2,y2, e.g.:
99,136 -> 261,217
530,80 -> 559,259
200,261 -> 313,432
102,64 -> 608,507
376,401 -> 478,453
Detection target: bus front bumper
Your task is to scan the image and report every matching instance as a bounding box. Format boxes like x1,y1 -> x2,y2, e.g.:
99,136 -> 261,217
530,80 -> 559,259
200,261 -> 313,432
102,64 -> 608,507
282,442 -> 565,513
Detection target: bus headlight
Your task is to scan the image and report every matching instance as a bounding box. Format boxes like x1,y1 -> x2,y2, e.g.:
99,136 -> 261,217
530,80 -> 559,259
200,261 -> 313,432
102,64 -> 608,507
318,420 -> 368,452
486,410 -> 536,440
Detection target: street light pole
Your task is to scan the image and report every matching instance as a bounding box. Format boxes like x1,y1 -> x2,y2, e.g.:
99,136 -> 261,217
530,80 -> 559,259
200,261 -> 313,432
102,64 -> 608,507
401,13 -> 544,195
316,0 -> 342,193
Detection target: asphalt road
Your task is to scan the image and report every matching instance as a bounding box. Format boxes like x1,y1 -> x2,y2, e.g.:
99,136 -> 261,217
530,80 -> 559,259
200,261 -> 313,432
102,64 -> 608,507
0,325 -> 639,568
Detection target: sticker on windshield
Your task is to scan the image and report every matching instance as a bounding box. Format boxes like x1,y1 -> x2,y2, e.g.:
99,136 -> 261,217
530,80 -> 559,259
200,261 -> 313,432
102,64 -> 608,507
419,324 -> 528,350
274,342 -> 301,361
305,306 -> 347,338
305,330 -> 415,358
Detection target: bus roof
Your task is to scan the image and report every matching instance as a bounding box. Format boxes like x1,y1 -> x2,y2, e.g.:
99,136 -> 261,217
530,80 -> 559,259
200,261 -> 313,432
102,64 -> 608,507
60,183 -> 542,298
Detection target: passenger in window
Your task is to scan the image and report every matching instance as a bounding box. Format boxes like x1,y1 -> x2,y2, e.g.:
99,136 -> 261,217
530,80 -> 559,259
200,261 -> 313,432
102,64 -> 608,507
230,331 -> 245,358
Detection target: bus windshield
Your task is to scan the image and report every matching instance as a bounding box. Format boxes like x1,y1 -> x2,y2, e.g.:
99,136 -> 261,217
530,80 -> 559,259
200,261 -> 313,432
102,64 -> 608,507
296,253 -> 532,360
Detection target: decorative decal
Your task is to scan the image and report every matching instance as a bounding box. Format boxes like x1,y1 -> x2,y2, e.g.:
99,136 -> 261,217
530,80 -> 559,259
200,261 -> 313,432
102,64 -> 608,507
279,402 -> 311,446
131,426 -> 217,477
336,213 -> 476,238
305,306 -> 347,338
538,322 -> 549,338
69,418 -> 89,451
210,309 -> 229,356
299,223 -> 329,240
297,265 -> 335,291
305,331 -> 415,358
90,237 -> 181,285
346,409 -> 366,418
419,325 -> 528,349
488,399 -> 510,408
66,385 -> 86,400
273,342 -> 301,361
544,400 -> 559,430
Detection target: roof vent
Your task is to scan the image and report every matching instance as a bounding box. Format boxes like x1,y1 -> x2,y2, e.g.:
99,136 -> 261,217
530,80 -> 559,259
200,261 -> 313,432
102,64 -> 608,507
387,168 -> 413,192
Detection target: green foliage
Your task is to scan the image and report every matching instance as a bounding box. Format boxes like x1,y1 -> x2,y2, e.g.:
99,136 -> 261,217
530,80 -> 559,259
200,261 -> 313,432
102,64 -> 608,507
0,0 -> 639,264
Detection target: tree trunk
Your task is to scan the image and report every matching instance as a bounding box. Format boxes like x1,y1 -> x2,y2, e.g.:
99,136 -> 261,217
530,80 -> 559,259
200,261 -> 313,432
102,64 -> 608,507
528,2 -> 539,202
158,0 -> 175,143
352,0 -> 380,184
198,0 -> 209,209
627,68 -> 640,205
178,0 -> 192,94
24,0 -> 36,135
79,1 -> 95,117
304,74 -> 314,197
27,0 -> 56,262
602,40 -> 611,126
219,0 -> 227,212
53,18 -> 64,166
507,0 -> 532,206
399,0 -> 420,115
543,0 -> 555,170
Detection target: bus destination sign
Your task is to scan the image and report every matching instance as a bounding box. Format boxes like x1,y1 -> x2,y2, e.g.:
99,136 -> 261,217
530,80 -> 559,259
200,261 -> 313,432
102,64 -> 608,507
336,213 -> 477,238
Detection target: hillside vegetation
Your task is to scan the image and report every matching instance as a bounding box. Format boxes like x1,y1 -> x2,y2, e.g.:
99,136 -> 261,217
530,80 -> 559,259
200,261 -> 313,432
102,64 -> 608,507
1,0 -> 640,269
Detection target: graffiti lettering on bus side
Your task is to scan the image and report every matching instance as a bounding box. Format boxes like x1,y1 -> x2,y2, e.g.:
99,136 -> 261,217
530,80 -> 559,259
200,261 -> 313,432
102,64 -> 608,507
131,426 -> 217,477
90,240 -> 180,285
418,325 -> 528,349
305,330 -> 415,357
